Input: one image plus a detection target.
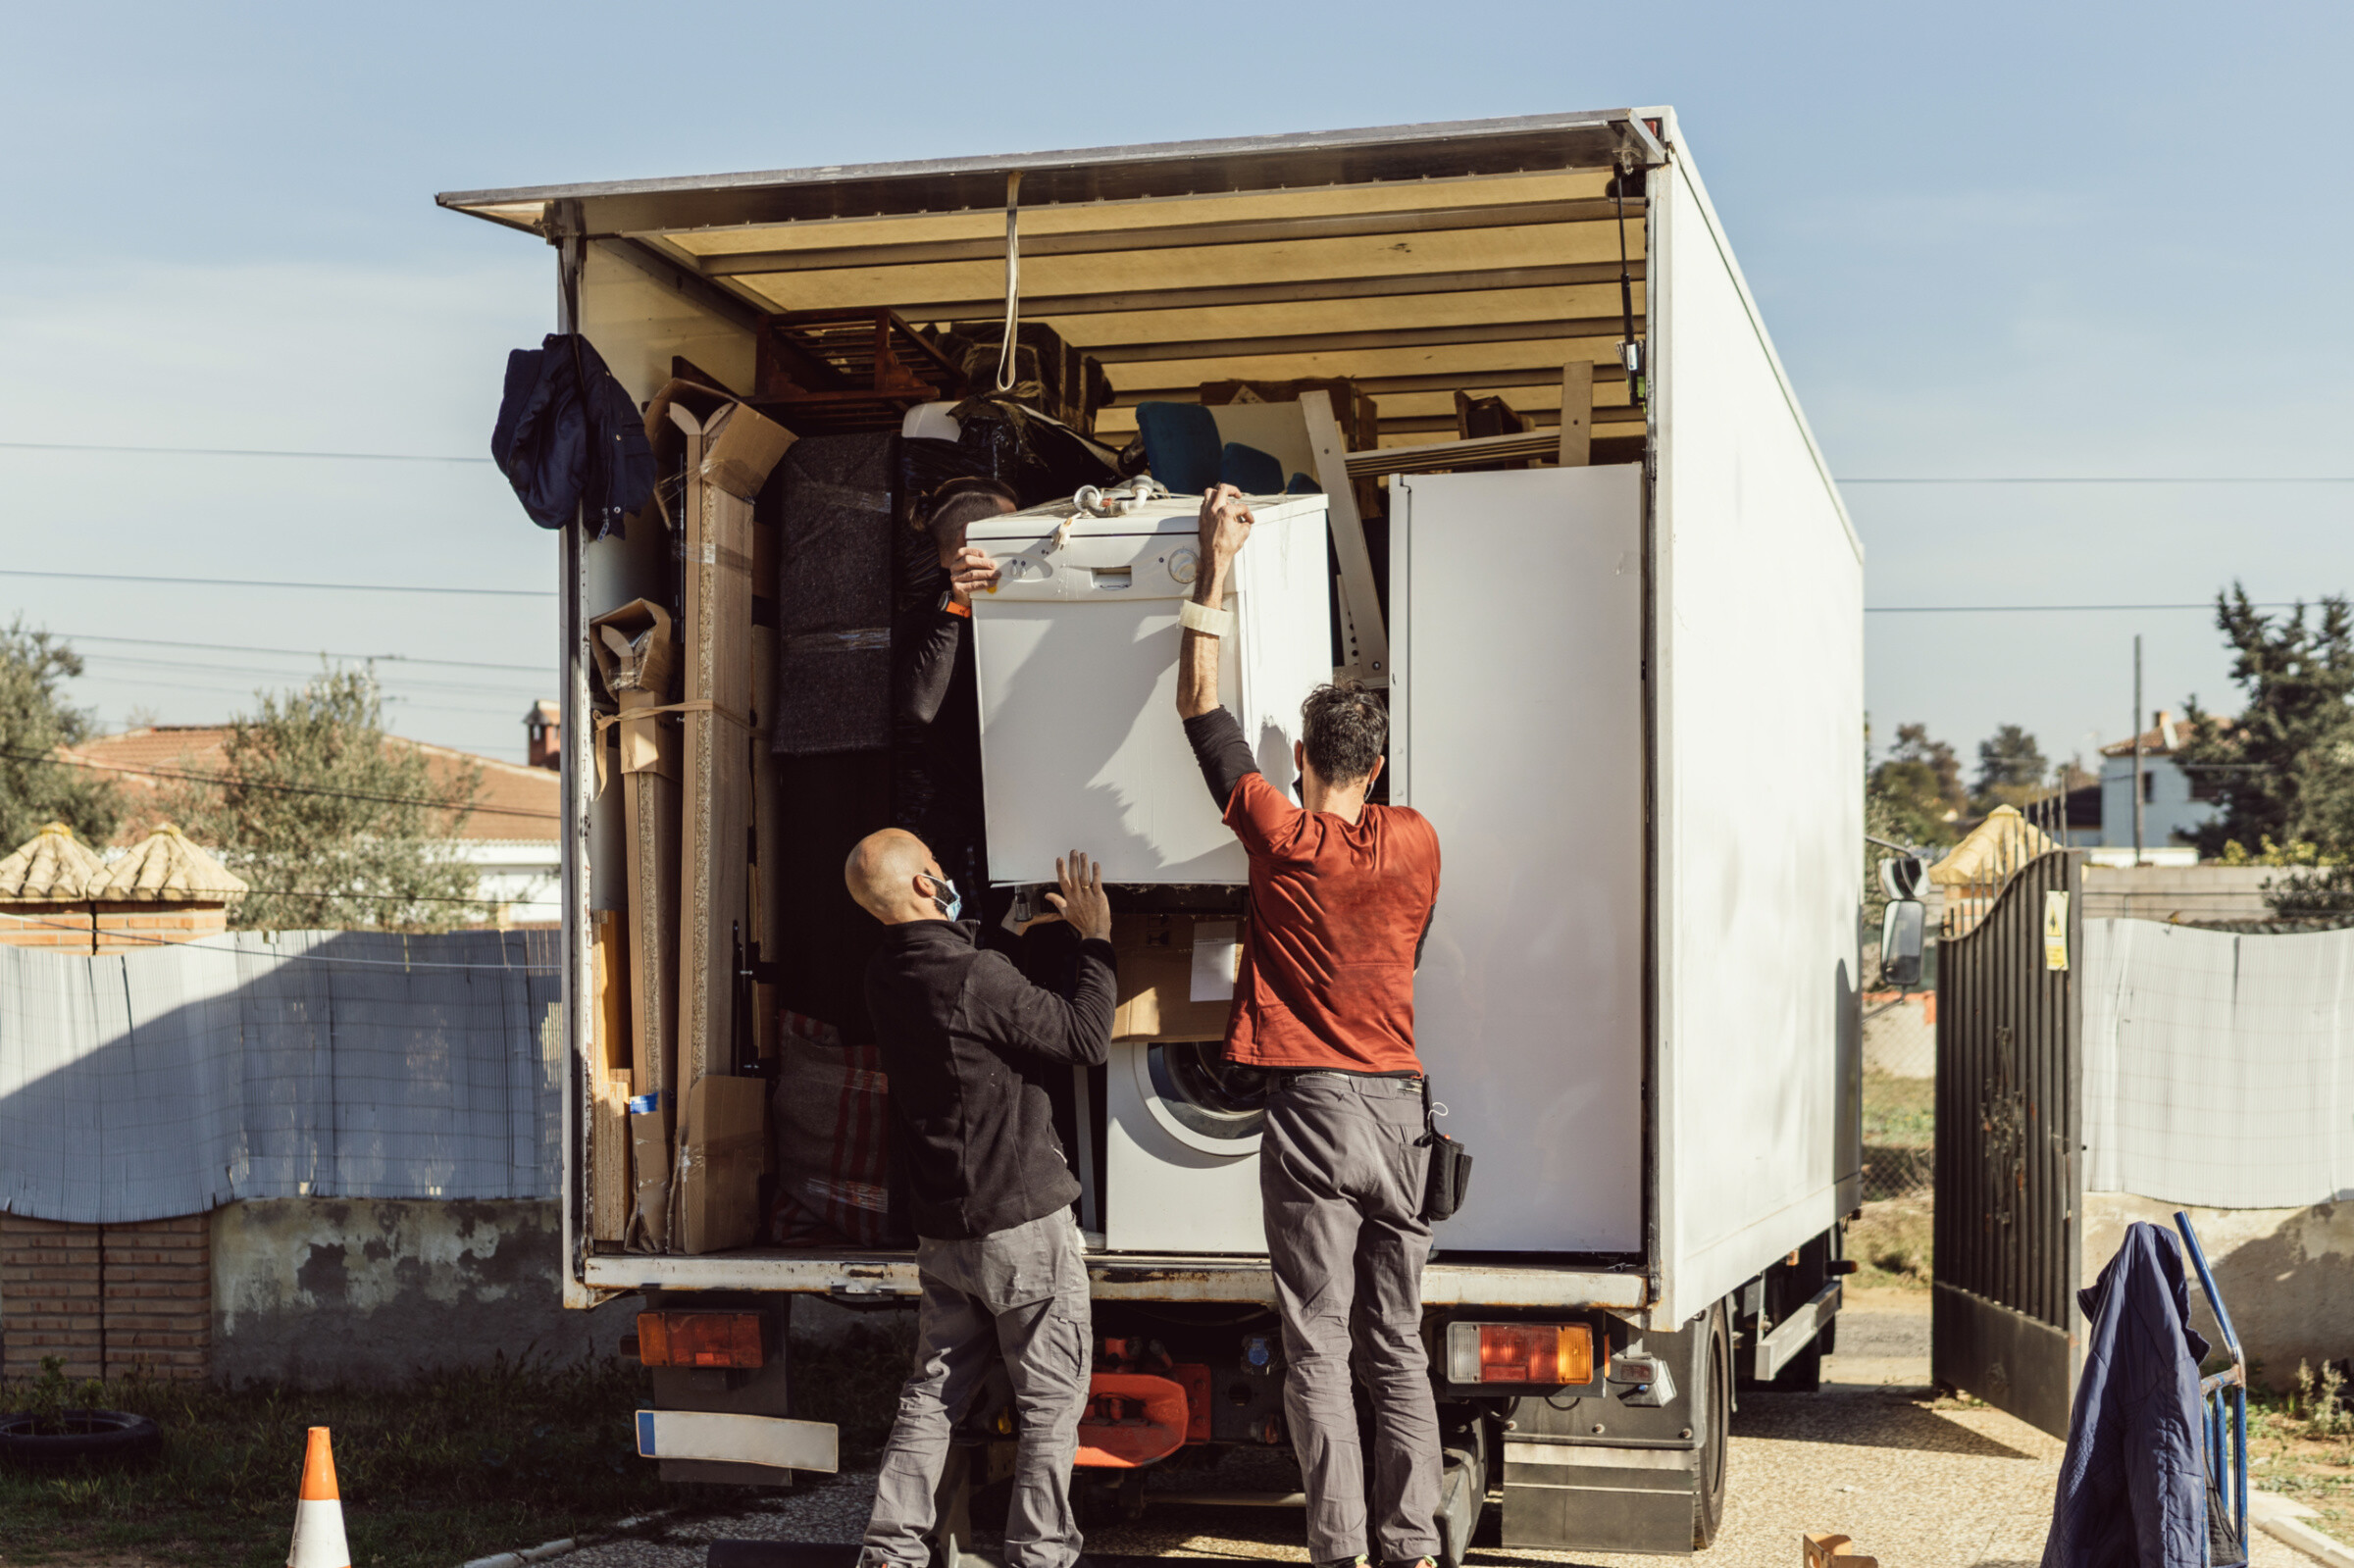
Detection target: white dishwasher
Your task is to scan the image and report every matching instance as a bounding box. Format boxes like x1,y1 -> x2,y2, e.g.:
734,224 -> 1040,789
966,485 -> 1333,888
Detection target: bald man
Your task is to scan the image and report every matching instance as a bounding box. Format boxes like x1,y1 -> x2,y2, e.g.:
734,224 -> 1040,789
850,829 -> 1115,1568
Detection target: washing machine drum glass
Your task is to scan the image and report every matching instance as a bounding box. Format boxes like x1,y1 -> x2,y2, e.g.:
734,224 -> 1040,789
1146,1041 -> 1270,1139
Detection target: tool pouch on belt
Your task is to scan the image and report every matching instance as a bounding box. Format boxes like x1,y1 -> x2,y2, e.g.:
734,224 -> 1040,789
1418,1077 -> 1474,1222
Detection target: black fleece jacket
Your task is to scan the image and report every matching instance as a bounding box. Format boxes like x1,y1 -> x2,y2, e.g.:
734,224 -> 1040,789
865,918 -> 1117,1239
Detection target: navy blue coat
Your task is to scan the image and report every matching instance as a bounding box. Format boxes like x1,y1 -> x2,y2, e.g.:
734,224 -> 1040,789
2041,1222 -> 2214,1568
490,333 -> 653,538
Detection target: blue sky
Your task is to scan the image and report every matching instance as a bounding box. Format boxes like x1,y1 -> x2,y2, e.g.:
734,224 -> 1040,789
2,1 -> 2347,772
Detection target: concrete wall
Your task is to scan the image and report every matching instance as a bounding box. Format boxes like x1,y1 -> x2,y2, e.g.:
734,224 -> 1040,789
211,1198 -> 634,1387
2079,864 -> 2274,923
2085,1192 -> 2354,1389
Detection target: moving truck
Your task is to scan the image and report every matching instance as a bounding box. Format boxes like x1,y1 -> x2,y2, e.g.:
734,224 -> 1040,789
438,107 -> 1865,1557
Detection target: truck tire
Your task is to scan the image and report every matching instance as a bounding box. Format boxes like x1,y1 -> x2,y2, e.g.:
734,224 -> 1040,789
1435,1418 -> 1489,1568
1692,1305 -> 1731,1550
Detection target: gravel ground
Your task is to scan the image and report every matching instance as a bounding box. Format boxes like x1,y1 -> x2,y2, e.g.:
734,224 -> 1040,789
553,1290 -> 2315,1568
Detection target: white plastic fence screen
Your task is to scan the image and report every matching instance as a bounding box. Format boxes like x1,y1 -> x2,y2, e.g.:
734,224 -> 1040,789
0,930 -> 561,1224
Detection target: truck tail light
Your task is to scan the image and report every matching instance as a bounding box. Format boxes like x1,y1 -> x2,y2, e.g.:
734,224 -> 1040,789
1446,1321 -> 1593,1386
637,1311 -> 764,1368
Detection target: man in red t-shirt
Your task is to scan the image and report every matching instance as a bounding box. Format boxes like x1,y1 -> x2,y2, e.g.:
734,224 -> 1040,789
1175,483 -> 1444,1568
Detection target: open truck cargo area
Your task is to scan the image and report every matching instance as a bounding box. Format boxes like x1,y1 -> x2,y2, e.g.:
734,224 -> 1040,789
440,107 -> 1864,1555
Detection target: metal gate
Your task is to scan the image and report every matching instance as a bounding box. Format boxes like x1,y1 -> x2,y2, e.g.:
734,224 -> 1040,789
1931,847 -> 2084,1437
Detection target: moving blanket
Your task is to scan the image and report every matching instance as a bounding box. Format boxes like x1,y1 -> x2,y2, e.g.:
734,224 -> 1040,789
772,433 -> 898,755
2041,1222 -> 2216,1568
0,932 -> 559,1224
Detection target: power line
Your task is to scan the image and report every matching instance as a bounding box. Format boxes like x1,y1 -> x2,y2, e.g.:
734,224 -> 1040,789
1867,601 -> 2308,614
0,568 -> 551,598
57,631 -> 549,675
0,440 -> 493,465
4,748 -> 559,822
1843,476 -> 2354,484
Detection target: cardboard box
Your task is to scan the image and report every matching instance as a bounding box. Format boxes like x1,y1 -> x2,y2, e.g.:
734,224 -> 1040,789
588,598 -> 683,1251
589,913 -> 633,1245
643,378 -> 797,501
677,1075 -> 769,1255
672,403 -> 772,1090
1110,915 -> 1241,1043
629,1110 -> 673,1251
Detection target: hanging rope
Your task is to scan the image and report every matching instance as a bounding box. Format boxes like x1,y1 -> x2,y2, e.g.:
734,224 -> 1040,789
996,171 -> 1024,392
1614,152 -> 1645,407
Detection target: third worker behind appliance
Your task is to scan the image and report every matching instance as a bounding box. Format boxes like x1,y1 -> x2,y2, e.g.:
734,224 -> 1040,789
1172,482 -> 1446,1568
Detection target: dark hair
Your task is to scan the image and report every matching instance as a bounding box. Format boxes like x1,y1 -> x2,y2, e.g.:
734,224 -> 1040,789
1301,683 -> 1388,786
911,476 -> 1017,541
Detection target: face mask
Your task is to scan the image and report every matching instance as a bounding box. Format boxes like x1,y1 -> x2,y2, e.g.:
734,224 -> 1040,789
926,872 -> 962,923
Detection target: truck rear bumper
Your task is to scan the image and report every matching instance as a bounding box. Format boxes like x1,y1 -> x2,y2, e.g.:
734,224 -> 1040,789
585,1249 -> 1649,1312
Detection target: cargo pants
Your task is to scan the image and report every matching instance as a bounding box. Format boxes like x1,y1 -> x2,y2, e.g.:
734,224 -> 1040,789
862,1210 -> 1092,1568
1262,1071 -> 1442,1566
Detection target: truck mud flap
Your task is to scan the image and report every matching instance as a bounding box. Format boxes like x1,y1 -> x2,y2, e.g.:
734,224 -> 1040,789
1500,1308 -> 1715,1554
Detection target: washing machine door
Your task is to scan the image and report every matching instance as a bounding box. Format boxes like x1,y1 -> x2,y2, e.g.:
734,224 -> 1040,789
1137,1039 -> 1270,1153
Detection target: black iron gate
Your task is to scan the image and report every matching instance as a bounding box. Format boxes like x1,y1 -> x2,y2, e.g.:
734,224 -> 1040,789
1932,848 -> 2084,1437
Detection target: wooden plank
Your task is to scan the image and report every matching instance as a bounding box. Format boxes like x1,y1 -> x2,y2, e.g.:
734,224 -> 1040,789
829,261 -> 1647,323
1559,361 -> 1594,467
1084,316 -> 1633,365
677,427 -> 756,1094
701,198 -> 1649,276
1300,390 -> 1391,683
1344,430 -> 1565,478
1112,363 -> 1626,404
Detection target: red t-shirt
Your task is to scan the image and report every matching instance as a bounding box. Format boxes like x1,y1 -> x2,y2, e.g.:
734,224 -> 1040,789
1221,771 -> 1441,1074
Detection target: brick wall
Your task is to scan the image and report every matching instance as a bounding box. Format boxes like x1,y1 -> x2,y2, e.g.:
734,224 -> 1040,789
0,1214 -> 210,1382
0,900 -> 230,953
94,903 -> 229,953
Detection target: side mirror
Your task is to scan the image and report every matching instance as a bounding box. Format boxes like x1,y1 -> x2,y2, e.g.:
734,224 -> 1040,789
1878,853 -> 1927,902
1879,898 -> 1926,988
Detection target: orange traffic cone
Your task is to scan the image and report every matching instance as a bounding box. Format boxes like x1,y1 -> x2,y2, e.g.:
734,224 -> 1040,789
286,1427 -> 350,1568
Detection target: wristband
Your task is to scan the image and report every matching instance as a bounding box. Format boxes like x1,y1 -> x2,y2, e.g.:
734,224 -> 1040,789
939,594 -> 971,619
1179,599 -> 1235,637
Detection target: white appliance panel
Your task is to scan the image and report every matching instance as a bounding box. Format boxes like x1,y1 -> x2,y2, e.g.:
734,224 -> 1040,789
969,495 -> 1330,886
1393,466 -> 1647,1252
1102,1041 -> 1268,1253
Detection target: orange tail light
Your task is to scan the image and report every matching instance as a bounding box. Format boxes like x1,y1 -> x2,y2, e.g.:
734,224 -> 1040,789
636,1310 -> 765,1368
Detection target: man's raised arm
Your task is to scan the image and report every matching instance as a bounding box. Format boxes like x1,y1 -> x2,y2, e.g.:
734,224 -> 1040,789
1178,484 -> 1261,810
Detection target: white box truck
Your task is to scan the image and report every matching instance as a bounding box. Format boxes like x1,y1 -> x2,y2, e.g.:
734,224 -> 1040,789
438,107 -> 1865,1556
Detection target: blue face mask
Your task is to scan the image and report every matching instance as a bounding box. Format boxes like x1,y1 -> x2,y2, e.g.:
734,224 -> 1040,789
926,872 -> 962,923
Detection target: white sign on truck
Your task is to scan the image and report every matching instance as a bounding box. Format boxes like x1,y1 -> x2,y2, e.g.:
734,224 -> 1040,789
440,106 -> 1864,1556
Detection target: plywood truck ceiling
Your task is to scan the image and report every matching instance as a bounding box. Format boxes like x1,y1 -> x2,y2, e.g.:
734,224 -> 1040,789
438,113 -> 1657,448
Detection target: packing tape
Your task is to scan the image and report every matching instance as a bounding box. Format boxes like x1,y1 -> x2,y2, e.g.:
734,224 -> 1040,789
592,700 -> 753,793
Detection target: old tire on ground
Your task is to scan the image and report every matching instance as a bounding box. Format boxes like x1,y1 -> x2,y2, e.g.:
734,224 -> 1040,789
0,1409 -> 161,1468
1692,1305 -> 1731,1549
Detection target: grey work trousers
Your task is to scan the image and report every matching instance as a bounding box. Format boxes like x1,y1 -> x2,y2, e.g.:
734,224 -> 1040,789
1262,1072 -> 1442,1565
862,1210 -> 1092,1568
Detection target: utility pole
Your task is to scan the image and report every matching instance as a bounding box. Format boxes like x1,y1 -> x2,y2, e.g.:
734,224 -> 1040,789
2132,633 -> 2145,866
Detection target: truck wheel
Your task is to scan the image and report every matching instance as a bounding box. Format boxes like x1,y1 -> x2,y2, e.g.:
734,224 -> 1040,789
1692,1305 -> 1731,1550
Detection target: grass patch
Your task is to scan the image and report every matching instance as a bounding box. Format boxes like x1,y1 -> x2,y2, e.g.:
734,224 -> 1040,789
1863,1072 -> 1934,1147
789,1319 -> 916,1465
1,1328 -> 914,1568
2249,1379 -> 2354,1546
1846,1193 -> 1933,1290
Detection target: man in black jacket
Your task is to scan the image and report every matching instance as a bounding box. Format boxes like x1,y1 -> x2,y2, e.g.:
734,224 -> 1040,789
850,828 -> 1115,1568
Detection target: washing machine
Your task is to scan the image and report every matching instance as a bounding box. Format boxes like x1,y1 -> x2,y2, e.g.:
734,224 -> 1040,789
1101,1037 -> 1267,1252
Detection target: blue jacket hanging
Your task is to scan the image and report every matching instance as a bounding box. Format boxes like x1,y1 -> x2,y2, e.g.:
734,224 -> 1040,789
490,333 -> 654,538
2041,1222 -> 2214,1568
